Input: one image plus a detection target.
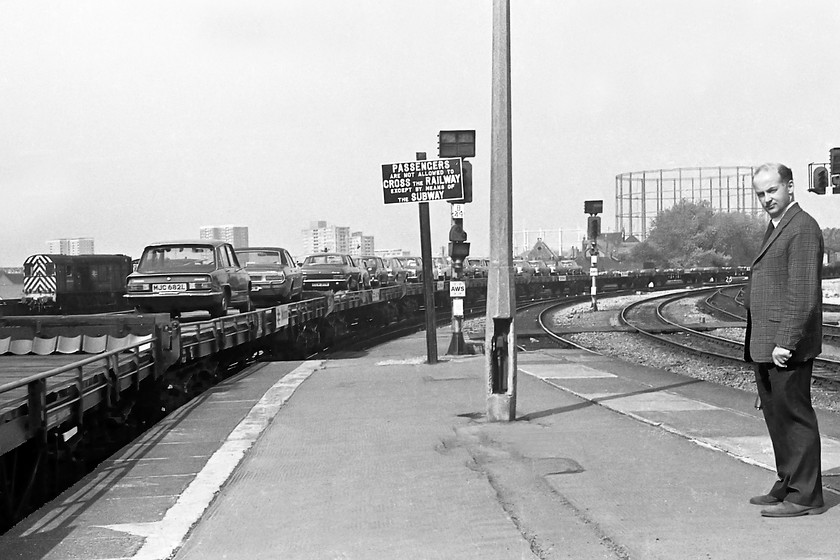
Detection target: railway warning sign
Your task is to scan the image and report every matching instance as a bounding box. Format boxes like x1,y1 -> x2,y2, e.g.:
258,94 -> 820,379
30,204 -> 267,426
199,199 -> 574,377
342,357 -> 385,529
381,158 -> 464,204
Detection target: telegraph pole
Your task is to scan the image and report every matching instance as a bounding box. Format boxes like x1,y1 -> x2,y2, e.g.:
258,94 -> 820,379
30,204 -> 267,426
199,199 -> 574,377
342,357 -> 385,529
486,0 -> 516,422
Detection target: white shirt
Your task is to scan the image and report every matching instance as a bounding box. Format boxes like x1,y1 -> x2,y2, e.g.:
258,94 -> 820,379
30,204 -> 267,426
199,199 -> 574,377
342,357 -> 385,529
771,201 -> 798,228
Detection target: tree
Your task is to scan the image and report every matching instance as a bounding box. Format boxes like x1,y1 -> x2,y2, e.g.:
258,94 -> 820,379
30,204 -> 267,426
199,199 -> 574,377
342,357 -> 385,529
824,228 -> 840,256
629,200 -> 765,267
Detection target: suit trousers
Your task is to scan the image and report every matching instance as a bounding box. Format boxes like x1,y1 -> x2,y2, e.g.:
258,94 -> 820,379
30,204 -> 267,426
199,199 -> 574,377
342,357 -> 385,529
754,360 -> 823,507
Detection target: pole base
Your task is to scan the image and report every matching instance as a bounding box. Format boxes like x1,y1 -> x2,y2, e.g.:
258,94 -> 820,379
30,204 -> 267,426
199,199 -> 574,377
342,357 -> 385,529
486,394 -> 515,422
446,332 -> 468,355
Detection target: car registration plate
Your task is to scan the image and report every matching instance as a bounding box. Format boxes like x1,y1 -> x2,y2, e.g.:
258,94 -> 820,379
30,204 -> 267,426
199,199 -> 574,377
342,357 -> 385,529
311,282 -> 330,288
153,283 -> 187,292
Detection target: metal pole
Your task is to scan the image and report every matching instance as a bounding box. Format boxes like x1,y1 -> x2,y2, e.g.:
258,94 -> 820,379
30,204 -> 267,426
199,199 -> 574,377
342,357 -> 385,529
417,152 -> 438,365
486,0 -> 515,422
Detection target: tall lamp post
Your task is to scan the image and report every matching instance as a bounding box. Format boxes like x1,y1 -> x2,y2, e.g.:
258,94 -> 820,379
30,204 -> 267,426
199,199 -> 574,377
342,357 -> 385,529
485,0 -> 515,422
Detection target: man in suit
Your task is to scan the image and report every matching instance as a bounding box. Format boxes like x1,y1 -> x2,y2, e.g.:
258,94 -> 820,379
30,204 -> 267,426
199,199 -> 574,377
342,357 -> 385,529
745,162 -> 825,517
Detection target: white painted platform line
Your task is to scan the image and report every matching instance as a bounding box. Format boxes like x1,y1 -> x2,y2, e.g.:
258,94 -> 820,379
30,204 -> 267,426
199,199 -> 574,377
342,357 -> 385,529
99,360 -> 324,560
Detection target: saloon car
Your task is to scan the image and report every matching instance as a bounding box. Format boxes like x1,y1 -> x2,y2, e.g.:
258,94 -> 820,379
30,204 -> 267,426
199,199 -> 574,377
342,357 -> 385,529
235,246 -> 303,304
399,256 -> 423,283
513,259 -> 535,280
556,259 -> 584,275
432,257 -> 452,280
382,257 -> 408,285
300,253 -> 367,292
528,259 -> 551,277
126,240 -> 251,317
463,257 -> 487,278
357,255 -> 390,287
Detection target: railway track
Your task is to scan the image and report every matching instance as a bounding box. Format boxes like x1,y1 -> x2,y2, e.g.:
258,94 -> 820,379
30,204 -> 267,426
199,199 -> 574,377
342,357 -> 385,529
703,286 -> 840,344
536,286 -> 840,386
617,288 -> 840,383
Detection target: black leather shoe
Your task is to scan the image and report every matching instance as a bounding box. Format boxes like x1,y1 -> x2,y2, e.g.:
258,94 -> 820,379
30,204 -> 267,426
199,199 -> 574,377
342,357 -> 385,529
760,502 -> 824,517
749,494 -> 781,505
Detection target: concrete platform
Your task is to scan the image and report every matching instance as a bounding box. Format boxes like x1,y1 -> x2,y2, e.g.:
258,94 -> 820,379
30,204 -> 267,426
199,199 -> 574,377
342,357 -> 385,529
3,327 -> 840,559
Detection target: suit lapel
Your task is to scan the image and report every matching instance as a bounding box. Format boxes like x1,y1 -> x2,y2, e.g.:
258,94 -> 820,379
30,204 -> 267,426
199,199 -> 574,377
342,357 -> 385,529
751,204 -> 801,266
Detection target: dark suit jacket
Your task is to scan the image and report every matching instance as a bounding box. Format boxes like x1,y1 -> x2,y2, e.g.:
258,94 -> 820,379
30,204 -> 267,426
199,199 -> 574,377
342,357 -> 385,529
744,203 -> 823,363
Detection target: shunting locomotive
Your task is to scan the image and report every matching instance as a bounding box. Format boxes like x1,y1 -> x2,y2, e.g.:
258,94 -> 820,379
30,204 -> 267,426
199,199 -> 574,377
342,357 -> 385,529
21,254 -> 133,314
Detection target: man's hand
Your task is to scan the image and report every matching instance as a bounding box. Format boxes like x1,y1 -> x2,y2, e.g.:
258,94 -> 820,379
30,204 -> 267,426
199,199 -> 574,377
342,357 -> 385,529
772,346 -> 792,368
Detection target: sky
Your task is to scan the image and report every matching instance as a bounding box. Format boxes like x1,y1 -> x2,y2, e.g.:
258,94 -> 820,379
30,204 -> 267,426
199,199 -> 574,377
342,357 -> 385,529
2,0 -> 840,267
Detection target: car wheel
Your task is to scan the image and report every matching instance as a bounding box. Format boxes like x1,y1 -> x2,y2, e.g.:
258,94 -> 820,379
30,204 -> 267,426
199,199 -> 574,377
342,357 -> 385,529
238,297 -> 253,313
348,277 -> 360,292
211,291 -> 229,318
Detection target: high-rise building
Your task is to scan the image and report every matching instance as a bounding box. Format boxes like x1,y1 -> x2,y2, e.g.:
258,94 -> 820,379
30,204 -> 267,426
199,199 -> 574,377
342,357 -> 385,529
349,231 -> 375,256
200,225 -> 249,248
46,237 -> 94,255
301,221 -> 352,254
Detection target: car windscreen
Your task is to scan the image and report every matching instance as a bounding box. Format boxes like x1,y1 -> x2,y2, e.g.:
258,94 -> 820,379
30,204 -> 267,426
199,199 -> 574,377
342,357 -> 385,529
137,246 -> 216,273
237,250 -> 282,266
304,254 -> 346,266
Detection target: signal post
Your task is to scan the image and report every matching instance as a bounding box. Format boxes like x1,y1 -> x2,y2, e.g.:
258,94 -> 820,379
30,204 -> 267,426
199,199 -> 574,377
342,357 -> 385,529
585,200 -> 602,311
439,130 -> 475,355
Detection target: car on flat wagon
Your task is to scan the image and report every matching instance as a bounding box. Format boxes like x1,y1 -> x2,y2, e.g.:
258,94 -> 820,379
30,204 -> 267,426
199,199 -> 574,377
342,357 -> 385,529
126,240 -> 251,318
235,246 -> 303,304
463,257 -> 487,278
382,257 -> 408,285
399,256 -> 423,283
432,256 -> 452,280
513,259 -> 535,280
300,252 -> 366,292
528,259 -> 551,277
357,255 -> 390,287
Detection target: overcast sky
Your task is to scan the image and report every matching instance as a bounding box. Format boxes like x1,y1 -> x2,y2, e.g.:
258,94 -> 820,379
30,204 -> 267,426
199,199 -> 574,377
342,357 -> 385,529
2,0 -> 839,266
